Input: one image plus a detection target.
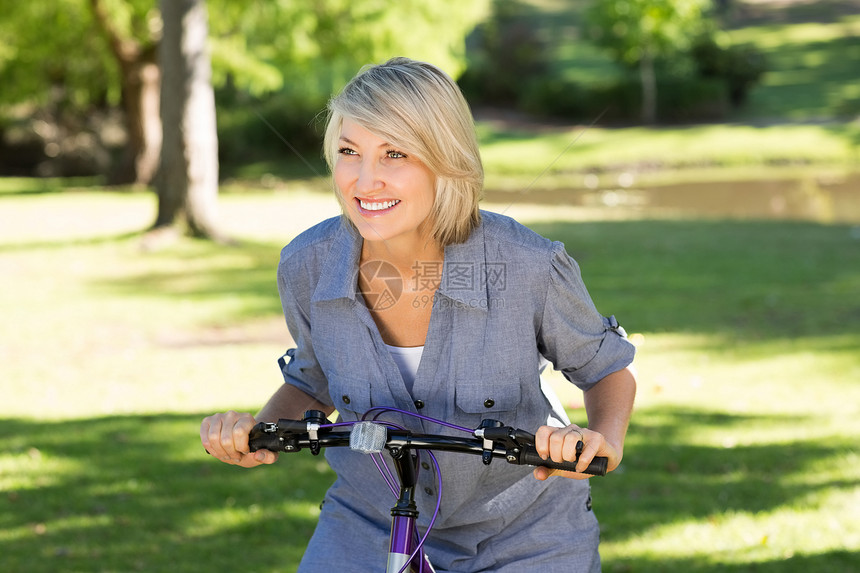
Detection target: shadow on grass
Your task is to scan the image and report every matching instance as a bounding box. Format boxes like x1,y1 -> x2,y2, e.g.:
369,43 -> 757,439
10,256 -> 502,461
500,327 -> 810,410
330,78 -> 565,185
593,406 -> 860,573
2,408 -> 855,572
0,414 -> 332,573
604,550 -> 860,573
599,408 -> 855,528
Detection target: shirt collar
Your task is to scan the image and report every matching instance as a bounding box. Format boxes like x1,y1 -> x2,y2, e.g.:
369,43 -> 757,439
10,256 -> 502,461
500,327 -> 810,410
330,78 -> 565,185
310,215 -> 490,309
312,217 -> 362,303
438,217 -> 489,309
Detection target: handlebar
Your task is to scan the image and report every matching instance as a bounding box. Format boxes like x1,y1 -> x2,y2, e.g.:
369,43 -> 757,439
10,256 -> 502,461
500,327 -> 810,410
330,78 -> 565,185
248,410 -> 608,476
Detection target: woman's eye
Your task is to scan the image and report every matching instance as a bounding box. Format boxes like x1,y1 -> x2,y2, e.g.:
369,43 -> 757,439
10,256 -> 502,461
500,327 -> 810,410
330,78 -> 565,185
386,149 -> 406,159
338,147 -> 357,156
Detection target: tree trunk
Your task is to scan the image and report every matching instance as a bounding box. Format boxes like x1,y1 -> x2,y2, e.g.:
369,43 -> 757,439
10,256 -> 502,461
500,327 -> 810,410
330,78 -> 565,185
114,52 -> 162,185
640,49 -> 657,125
89,0 -> 161,186
154,0 -> 222,240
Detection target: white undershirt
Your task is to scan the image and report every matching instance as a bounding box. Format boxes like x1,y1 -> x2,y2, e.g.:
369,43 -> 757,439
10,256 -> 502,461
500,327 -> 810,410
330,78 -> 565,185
385,344 -> 424,393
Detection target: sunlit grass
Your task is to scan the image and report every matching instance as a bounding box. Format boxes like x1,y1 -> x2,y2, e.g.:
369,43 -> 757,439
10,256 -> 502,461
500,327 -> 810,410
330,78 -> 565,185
726,14 -> 860,121
610,499 -> 858,564
728,17 -> 860,49
3,2 -> 860,570
2,182 -> 858,571
478,123 -> 854,185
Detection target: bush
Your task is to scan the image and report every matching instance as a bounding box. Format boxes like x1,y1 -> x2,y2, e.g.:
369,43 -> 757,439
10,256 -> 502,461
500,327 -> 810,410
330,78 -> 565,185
458,0 -> 548,107
691,36 -> 767,107
520,77 -> 589,119
657,76 -> 729,122
216,87 -> 326,170
460,1 -> 767,124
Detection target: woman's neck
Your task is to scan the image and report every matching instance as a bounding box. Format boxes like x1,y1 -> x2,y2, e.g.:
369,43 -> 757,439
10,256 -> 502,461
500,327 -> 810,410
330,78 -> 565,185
360,233 -> 443,273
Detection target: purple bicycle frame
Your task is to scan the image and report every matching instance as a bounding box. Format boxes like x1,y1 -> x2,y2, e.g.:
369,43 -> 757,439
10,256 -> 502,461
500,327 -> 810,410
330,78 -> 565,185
385,447 -> 436,573
388,513 -> 434,572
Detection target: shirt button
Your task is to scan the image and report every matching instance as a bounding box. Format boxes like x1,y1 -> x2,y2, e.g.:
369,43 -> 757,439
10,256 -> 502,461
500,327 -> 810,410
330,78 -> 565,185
414,400 -> 425,409
421,462 -> 430,470
484,398 -> 495,408
424,487 -> 434,496
342,395 -> 351,405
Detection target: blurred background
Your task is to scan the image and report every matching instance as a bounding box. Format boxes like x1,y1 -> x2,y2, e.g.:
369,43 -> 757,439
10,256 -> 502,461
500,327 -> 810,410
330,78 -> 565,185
1,0 -> 858,571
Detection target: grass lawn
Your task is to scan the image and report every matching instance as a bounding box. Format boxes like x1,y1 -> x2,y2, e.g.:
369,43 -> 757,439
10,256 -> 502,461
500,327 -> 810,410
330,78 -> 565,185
2,179 -> 859,572
3,1 -> 860,570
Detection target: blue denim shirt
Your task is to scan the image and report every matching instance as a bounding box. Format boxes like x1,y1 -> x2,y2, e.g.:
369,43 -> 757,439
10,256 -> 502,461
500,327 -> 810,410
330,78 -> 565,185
277,211 -> 634,568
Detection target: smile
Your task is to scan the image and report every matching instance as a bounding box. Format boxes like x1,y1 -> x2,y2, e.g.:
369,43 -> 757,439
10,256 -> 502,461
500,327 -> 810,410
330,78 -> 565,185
359,199 -> 401,211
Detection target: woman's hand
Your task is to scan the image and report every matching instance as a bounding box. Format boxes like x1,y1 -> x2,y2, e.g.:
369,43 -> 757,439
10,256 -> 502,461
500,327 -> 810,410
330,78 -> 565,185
532,424 -> 621,481
200,410 -> 279,468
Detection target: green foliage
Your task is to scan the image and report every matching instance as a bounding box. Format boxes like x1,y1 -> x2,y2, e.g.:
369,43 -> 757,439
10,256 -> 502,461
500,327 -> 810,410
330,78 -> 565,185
0,1 -> 117,112
0,0 -> 489,177
459,0 -> 767,123
0,0 -> 488,129
585,0 -> 713,66
691,34 -> 768,107
212,0 -> 489,160
459,0 -> 549,106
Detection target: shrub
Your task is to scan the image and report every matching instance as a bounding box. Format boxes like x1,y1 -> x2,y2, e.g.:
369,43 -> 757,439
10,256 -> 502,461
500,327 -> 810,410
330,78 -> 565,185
691,36 -> 767,107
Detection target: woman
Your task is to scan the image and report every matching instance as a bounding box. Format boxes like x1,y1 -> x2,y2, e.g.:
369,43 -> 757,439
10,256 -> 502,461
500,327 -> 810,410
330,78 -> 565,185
201,57 -> 636,572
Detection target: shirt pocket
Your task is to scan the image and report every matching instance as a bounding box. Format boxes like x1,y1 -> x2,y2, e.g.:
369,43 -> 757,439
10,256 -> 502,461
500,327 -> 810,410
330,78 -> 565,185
326,373 -> 374,420
454,376 -> 522,427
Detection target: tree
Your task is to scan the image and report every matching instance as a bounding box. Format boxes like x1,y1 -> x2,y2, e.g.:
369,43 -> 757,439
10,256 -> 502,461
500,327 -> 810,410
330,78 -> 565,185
586,0 -> 712,123
206,0 -> 490,140
0,0 -> 488,193
153,0 -> 221,241
89,0 -> 162,185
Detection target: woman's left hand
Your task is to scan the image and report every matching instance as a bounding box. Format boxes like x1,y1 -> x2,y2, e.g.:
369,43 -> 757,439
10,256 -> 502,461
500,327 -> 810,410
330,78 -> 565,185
531,424 -> 622,481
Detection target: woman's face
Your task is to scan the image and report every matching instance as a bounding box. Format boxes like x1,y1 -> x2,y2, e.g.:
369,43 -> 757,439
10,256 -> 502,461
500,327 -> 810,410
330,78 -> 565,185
334,118 -> 437,248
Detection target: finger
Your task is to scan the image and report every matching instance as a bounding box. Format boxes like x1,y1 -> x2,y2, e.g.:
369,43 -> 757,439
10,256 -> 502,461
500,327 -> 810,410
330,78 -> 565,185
547,425 -> 582,464
575,434 -> 603,473
204,415 -> 229,460
231,416 -> 256,455
219,411 -> 243,461
232,448 -> 278,469
533,465 -> 590,482
533,466 -> 550,481
253,449 -> 278,465
560,425 -> 585,464
200,417 -> 212,452
533,425 -> 555,459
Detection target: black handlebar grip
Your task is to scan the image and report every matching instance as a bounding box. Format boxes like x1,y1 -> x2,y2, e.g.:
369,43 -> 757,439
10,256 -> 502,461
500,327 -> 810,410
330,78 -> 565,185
519,447 -> 608,476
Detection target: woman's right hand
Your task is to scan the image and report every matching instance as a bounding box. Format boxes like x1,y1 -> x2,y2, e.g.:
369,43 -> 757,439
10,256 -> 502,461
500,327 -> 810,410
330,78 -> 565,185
200,410 -> 279,468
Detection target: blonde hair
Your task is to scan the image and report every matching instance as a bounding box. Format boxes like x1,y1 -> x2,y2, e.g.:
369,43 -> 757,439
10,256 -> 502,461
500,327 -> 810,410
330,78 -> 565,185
323,57 -> 483,247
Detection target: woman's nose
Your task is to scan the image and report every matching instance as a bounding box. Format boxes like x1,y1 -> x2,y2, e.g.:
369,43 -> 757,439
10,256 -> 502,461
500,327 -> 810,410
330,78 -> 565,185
356,159 -> 384,194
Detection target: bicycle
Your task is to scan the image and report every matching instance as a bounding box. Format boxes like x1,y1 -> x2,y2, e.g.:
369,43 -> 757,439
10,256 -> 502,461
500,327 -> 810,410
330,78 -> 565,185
247,406 -> 608,573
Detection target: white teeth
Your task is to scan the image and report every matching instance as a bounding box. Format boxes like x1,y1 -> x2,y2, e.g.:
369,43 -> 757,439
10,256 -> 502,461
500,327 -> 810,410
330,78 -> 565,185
360,199 -> 400,211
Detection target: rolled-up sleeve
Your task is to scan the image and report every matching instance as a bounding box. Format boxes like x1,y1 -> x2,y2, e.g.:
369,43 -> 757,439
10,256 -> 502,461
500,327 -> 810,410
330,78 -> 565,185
276,254 -> 334,407
538,242 -> 635,391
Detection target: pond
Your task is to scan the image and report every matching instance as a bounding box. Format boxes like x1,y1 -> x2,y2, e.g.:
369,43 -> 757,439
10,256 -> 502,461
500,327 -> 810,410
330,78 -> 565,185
485,172 -> 860,224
